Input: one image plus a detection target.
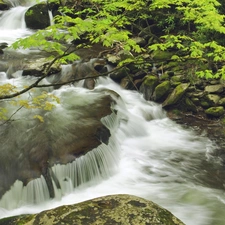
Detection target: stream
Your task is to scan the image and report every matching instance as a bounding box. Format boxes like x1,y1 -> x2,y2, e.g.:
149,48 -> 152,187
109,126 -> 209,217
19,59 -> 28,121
0,2 -> 225,225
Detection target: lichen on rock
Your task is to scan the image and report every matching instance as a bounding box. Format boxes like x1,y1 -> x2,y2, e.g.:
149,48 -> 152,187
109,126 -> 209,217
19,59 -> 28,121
0,195 -> 185,225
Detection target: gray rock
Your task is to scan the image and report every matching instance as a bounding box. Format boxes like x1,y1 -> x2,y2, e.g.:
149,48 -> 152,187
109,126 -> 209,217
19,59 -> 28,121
205,84 -> 224,93
200,94 -> 220,108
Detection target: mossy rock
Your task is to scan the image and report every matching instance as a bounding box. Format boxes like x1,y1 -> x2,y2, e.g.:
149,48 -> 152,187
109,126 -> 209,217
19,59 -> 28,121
140,75 -> 159,100
153,80 -> 171,101
160,73 -> 170,81
0,0 -> 8,10
200,94 -> 220,108
152,50 -> 175,61
184,97 -> 198,113
205,106 -> 225,117
25,2 -> 50,29
218,97 -> 225,106
162,83 -> 190,107
0,195 -> 185,225
205,84 -> 224,93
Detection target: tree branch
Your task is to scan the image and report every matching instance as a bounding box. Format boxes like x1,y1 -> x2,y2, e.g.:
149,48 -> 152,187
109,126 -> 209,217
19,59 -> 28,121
0,47 -> 73,100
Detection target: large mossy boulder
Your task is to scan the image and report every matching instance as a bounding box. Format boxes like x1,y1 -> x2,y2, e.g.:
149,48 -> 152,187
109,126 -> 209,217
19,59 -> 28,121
162,83 -> 190,107
25,2 -> 50,29
0,195 -> 185,225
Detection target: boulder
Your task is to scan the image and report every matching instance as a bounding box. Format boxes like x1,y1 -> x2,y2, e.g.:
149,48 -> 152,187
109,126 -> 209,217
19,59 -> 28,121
22,58 -> 61,77
218,97 -> 225,106
25,2 -> 50,29
205,84 -> 224,93
140,75 -> 159,100
109,67 -> 129,82
0,91 -> 114,200
153,80 -> 171,101
0,0 -> 8,10
205,106 -> 225,117
184,97 -> 198,113
200,94 -> 220,108
0,195 -> 185,225
162,83 -> 190,107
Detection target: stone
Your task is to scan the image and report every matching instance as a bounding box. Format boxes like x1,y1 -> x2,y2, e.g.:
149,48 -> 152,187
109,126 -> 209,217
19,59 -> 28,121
205,84 -> 224,93
132,36 -> 147,47
162,83 -> 190,107
109,67 -> 129,81
140,75 -> 159,100
153,80 -> 171,101
184,97 -> 198,113
0,195 -> 185,225
0,0 -> 8,10
22,58 -> 61,77
160,72 -> 170,81
205,106 -> 225,117
218,98 -> 225,106
200,94 -> 220,108
152,50 -> 175,61
25,3 -> 50,29
0,91 -> 114,199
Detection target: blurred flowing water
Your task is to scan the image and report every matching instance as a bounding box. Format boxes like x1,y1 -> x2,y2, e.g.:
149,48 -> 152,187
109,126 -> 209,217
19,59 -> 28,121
0,2 -> 225,225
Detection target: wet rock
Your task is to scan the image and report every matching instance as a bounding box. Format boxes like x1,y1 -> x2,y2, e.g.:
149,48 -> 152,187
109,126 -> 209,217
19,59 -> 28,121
0,0 -> 8,10
205,106 -> 225,117
0,90 -> 113,199
25,2 -> 50,29
153,80 -> 171,101
0,194 -> 185,225
109,67 -> 129,82
162,83 -> 190,107
22,58 -> 61,76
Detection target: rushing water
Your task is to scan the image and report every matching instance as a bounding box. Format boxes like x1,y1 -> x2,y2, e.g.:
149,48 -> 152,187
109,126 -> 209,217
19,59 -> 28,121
0,3 -> 225,225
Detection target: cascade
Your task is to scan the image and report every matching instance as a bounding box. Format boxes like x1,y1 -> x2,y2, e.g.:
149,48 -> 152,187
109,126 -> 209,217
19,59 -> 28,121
0,3 -> 225,225
0,7 -> 27,30
0,77 -> 223,225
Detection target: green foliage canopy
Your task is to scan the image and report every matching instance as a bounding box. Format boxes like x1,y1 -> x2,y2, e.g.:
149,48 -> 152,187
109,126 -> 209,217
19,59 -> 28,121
1,0 -> 225,121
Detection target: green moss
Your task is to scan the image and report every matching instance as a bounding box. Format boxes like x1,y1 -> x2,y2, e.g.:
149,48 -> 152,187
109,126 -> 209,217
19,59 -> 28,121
143,75 -> 158,87
162,83 -> 190,107
1,195 -> 185,225
152,50 -> 175,61
205,106 -> 225,117
153,80 -> 171,101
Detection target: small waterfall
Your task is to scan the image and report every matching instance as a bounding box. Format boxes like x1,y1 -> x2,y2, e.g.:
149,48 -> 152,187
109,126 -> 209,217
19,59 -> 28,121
0,6 -> 32,44
0,177 -> 50,209
0,89 -> 120,210
0,7 -> 27,30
